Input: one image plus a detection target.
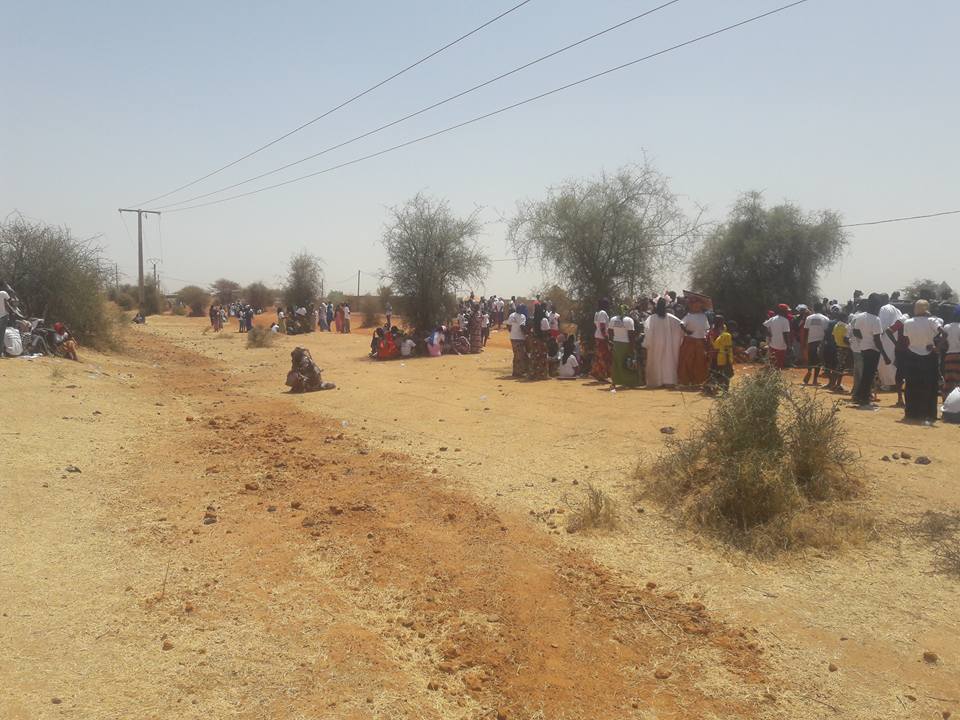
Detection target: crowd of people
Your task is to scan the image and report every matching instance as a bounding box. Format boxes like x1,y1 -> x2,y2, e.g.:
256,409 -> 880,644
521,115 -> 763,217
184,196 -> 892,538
0,280 -> 80,360
399,289 -> 959,425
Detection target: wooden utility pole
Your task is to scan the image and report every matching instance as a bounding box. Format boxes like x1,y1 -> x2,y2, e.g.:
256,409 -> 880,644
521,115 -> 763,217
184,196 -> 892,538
357,270 -> 361,298
118,208 -> 161,308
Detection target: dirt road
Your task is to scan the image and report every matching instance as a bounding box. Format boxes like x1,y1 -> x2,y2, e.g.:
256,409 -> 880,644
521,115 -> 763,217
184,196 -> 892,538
2,316 -> 957,719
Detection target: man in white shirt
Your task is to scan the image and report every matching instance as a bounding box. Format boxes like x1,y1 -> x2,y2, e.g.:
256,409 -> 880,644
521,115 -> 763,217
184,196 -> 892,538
0,285 -> 11,340
763,304 -> 792,369
343,304 -> 351,333
847,303 -> 865,397
400,337 -> 416,357
877,294 -> 903,388
547,305 -> 560,339
802,303 -> 830,385
851,294 -> 891,407
505,309 -> 526,377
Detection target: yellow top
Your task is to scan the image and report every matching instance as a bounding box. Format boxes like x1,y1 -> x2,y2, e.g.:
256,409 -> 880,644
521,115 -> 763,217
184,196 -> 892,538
713,331 -> 733,366
832,321 -> 848,348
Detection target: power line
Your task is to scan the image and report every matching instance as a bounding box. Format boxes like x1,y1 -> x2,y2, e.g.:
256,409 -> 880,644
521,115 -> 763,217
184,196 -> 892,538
152,0 -> 683,211
164,0 -> 813,215
133,0 -> 535,208
840,209 -> 960,228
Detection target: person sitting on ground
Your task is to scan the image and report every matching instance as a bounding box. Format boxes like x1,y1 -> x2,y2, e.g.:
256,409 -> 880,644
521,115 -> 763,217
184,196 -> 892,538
269,322 -> 280,333
400,333 -> 416,358
286,347 -> 335,393
557,334 -> 580,379
426,326 -> 444,357
132,312 -> 145,324
53,322 -> 79,361
369,328 -> 384,358
377,327 -> 400,360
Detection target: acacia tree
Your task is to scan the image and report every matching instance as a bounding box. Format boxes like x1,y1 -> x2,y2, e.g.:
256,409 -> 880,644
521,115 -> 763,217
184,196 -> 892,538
901,278 -> 957,302
245,281 -> 275,310
508,163 -> 702,332
381,193 -> 489,333
283,251 -> 323,308
210,278 -> 241,304
176,285 -> 209,316
0,214 -> 113,345
689,192 -> 846,332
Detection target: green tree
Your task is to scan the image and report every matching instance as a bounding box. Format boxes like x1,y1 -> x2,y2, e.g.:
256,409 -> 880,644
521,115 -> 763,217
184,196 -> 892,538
508,163 -> 702,333
900,278 -> 957,303
0,214 -> 115,347
689,192 -> 846,332
381,193 -> 489,333
176,285 -> 209,317
245,281 -> 275,310
210,278 -> 241,305
283,251 -> 323,308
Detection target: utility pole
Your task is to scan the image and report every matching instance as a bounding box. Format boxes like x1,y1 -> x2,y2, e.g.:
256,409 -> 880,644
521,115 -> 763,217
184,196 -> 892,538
357,270 -> 361,298
147,258 -> 162,294
114,263 -> 120,290
118,208 -> 161,308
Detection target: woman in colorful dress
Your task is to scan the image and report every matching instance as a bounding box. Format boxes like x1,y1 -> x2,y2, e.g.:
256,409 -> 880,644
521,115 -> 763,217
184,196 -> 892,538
591,298 -> 611,382
468,302 -> 483,353
609,304 -> 638,388
526,306 -> 550,380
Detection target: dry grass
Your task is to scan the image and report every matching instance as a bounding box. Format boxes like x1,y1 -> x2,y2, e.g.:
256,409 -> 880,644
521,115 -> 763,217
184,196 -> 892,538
566,483 -> 617,533
640,367 -> 864,555
934,541 -> 960,578
911,510 -> 960,578
49,365 -> 65,381
246,326 -> 274,348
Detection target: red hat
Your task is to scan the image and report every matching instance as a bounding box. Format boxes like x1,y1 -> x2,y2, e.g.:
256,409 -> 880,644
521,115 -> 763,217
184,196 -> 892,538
54,322 -> 65,333
777,304 -> 790,313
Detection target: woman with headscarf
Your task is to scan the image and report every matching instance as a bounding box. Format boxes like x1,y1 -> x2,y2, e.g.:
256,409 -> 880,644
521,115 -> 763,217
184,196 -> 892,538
591,298 -> 612,382
609,304 -> 638,388
643,297 -> 684,388
526,304 -> 550,380
902,299 -> 944,422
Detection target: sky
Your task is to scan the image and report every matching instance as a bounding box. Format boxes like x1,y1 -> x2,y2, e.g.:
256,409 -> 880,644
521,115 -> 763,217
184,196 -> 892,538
3,0 -> 958,301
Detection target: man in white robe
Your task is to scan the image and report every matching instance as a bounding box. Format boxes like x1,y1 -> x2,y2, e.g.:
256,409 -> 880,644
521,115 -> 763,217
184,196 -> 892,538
643,298 -> 684,388
877,293 -> 902,388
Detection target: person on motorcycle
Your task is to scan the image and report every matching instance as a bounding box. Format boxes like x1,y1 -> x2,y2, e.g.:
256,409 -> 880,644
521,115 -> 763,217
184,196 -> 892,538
53,322 -> 79,361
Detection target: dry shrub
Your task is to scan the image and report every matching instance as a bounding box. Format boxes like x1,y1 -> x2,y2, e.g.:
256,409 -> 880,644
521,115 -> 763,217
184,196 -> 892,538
566,483 -> 617,533
246,326 -> 274,348
642,367 -> 862,554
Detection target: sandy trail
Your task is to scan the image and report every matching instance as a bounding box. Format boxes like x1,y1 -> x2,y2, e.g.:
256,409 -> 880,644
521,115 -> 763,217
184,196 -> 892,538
142,315 -> 960,719
3,325 -> 769,719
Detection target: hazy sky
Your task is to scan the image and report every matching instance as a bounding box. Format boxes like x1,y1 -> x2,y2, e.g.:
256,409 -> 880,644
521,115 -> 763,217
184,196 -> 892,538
3,0 -> 958,301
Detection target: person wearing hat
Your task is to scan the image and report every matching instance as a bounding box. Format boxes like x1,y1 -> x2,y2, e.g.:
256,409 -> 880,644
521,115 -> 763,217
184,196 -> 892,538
901,299 -> 944,423
763,304 -> 792,369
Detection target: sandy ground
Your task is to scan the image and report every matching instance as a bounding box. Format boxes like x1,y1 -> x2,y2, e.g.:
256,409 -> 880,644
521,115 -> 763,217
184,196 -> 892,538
2,314 -> 958,719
